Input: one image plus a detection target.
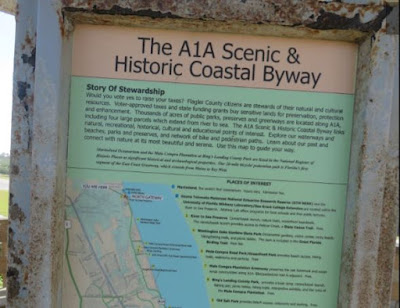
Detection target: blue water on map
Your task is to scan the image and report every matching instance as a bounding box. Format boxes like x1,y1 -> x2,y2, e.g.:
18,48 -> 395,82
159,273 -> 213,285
123,182 -> 210,308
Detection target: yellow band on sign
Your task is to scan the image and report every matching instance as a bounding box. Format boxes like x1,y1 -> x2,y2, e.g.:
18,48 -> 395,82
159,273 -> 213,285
72,25 -> 357,94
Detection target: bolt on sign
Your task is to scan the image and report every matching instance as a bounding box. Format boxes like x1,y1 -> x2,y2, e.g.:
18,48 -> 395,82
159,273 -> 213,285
63,24 -> 357,308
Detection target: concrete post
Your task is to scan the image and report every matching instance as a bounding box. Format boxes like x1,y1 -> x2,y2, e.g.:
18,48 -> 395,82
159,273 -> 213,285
6,1 -> 398,307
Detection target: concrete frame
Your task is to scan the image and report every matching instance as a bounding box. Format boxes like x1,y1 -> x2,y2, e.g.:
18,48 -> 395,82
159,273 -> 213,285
5,0 -> 399,307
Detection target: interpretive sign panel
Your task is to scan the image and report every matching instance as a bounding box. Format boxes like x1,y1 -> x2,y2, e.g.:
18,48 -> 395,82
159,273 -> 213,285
63,24 -> 357,308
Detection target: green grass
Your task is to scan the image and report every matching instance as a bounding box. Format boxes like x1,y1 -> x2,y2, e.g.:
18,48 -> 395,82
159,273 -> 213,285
0,174 -> 9,179
0,190 -> 8,217
0,190 -> 7,288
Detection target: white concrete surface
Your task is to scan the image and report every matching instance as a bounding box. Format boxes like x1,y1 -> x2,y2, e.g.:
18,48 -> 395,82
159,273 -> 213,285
0,179 -> 9,191
0,287 -> 6,307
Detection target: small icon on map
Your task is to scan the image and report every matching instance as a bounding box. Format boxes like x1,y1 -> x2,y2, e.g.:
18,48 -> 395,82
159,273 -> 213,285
64,220 -> 72,229
158,298 -> 165,304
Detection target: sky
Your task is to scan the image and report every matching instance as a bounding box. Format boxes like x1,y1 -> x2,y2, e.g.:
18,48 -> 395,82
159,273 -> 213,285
0,12 -> 15,154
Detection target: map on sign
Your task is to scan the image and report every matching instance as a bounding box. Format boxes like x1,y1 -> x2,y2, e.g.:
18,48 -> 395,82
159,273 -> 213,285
64,180 -> 209,308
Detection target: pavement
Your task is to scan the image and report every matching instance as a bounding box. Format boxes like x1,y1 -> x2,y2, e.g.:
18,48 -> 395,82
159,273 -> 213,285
0,179 -> 8,191
0,287 -> 5,307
